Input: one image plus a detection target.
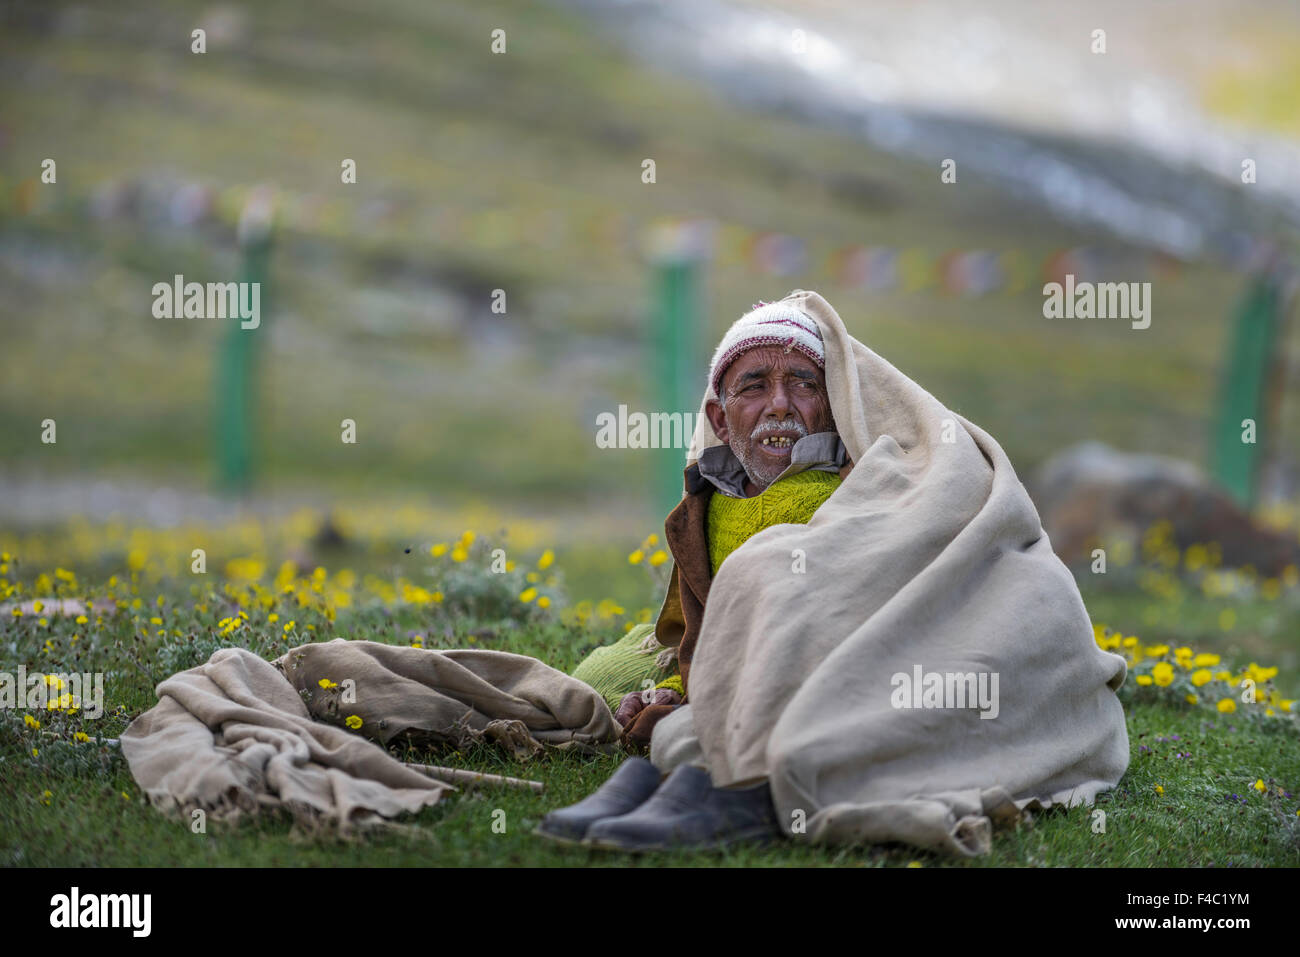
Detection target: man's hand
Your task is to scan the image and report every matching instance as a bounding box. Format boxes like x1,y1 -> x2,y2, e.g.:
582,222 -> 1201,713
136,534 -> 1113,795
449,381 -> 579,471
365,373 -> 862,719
614,688 -> 683,727
838,458 -> 854,481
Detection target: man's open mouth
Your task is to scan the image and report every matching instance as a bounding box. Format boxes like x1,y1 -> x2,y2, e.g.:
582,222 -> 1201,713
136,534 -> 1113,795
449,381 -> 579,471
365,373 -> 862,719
756,432 -> 801,456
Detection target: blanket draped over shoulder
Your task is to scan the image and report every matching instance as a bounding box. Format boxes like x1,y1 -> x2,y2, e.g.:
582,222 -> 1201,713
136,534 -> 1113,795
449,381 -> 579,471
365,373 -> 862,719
120,639 -> 620,830
673,289 -> 1130,856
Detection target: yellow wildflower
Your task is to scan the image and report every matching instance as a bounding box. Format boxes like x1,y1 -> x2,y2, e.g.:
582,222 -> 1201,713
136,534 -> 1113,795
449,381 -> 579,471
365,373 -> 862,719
1217,698 -> 1236,713
23,714 -> 40,729
537,596 -> 551,609
1154,785 -> 1164,795
345,715 -> 363,730
318,678 -> 338,689
1135,675 -> 1153,686
1254,779 -> 1266,793
1152,662 -> 1175,687
75,615 -> 87,625
73,732 -> 90,743
519,587 -> 538,603
538,549 -> 555,570
431,543 -> 448,557
225,557 -> 266,581
451,546 -> 468,562
628,549 -> 644,565
648,550 -> 668,567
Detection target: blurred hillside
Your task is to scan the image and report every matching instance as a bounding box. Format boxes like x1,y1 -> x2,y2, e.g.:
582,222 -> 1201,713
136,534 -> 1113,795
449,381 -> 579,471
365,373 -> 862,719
1,0 -> 1296,535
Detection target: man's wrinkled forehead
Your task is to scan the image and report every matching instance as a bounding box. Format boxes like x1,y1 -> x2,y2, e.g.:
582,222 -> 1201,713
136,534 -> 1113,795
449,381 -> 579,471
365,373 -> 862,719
722,346 -> 826,395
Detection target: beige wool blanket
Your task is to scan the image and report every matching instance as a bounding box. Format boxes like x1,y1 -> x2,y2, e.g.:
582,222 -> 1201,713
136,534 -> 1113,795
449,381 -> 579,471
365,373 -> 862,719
671,289 -> 1130,855
121,639 -> 620,830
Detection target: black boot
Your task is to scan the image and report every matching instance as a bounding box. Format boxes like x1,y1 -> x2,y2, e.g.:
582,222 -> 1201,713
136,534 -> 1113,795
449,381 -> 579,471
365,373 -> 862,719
584,763 -> 780,852
534,756 -> 663,844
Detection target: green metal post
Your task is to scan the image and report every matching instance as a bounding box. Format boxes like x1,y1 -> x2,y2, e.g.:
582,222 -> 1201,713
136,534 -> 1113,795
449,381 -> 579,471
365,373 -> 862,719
652,254 -> 704,518
1209,270 -> 1285,508
217,200 -> 272,492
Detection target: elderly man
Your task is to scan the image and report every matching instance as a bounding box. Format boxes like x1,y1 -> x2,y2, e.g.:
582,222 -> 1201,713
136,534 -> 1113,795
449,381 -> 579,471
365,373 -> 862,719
540,299 -> 849,849
540,290 -> 1129,855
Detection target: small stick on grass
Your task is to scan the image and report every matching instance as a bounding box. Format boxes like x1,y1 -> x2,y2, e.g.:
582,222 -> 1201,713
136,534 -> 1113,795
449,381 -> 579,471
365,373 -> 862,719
402,762 -> 544,792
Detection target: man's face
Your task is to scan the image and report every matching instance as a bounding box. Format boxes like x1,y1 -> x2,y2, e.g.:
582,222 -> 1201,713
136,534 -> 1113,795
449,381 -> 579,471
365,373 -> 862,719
705,345 -> 835,495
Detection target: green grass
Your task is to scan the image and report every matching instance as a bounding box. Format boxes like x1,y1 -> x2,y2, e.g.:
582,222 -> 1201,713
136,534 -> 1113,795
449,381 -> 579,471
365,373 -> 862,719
5,692 -> 1298,868
2,523 -> 1298,867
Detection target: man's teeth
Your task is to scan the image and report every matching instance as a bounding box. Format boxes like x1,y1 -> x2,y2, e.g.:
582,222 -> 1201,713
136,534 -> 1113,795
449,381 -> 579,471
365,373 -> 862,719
761,436 -> 795,447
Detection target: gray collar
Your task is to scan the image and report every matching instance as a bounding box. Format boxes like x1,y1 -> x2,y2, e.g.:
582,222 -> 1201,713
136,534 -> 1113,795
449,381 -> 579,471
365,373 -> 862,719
690,431 -> 847,498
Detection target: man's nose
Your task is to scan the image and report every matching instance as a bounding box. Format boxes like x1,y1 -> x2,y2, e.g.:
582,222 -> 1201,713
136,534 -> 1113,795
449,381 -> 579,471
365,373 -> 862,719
767,379 -> 794,416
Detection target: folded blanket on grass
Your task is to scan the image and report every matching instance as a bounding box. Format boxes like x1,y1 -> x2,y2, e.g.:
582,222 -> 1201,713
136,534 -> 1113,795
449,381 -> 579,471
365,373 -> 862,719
664,289 -> 1130,856
120,639 -> 621,831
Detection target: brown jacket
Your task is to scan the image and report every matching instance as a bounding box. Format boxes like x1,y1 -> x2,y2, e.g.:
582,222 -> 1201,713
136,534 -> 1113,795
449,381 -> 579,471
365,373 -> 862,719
619,465 -> 713,751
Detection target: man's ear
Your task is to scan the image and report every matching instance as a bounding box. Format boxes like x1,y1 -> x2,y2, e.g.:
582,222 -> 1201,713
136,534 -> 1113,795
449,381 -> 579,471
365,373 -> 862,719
705,397 -> 729,443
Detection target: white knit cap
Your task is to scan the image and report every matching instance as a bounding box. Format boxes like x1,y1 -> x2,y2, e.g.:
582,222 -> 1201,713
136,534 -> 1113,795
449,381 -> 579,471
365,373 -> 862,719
707,300 -> 825,400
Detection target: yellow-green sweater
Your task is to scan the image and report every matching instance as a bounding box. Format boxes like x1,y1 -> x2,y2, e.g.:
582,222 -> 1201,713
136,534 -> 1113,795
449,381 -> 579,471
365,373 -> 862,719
572,469 -> 842,709
706,468 -> 842,576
